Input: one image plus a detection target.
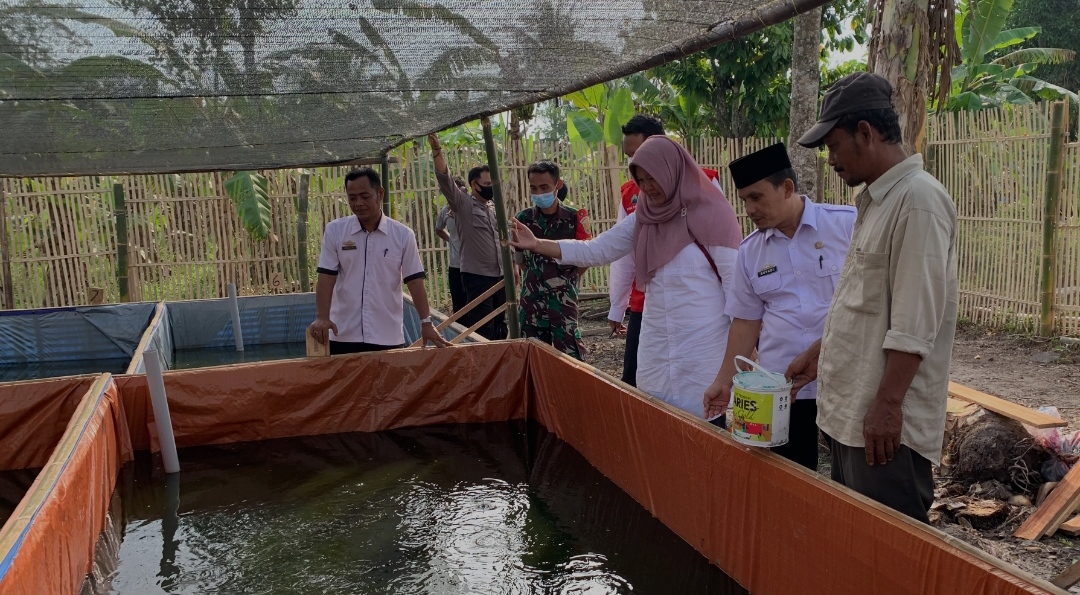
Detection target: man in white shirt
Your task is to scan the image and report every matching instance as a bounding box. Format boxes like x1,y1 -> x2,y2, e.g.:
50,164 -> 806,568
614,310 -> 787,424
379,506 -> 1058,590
704,143 -> 855,470
308,168 -> 449,353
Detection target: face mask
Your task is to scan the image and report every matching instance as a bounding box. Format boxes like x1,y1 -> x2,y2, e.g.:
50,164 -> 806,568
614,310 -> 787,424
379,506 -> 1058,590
531,192 -> 556,209
475,185 -> 493,200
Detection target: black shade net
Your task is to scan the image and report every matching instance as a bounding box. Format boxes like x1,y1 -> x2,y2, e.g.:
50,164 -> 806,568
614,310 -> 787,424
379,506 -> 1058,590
0,0 -> 826,176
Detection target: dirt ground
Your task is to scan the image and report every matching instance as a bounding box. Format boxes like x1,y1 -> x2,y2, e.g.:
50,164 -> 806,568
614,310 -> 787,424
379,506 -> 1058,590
576,306 -> 1080,590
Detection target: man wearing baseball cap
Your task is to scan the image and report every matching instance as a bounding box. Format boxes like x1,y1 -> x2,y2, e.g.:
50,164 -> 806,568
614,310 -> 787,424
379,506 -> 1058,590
785,73 -> 958,523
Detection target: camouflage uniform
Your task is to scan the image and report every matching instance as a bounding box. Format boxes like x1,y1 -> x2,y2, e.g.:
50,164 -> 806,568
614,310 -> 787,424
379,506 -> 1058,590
514,204 -> 591,361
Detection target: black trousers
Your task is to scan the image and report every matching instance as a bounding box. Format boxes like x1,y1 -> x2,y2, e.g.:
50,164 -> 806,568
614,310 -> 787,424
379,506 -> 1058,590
770,399 -> 820,471
460,271 -> 507,340
621,310 -> 643,386
709,399 -> 820,471
329,341 -> 404,355
826,433 -> 935,524
447,267 -> 468,314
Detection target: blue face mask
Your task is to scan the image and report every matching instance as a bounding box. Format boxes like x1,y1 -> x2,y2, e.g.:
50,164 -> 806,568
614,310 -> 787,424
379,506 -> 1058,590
531,191 -> 556,209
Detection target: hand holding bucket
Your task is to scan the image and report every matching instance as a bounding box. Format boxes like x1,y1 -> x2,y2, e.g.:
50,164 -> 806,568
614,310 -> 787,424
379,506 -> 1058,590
729,356 -> 792,448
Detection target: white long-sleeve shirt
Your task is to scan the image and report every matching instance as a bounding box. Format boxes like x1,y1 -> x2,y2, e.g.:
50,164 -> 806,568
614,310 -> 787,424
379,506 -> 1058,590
607,199 -> 635,322
558,213 -> 738,418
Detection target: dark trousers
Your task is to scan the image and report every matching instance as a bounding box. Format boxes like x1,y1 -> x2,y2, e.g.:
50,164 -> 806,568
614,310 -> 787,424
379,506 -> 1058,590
826,433 -> 935,524
621,310 -> 643,386
447,267 -> 468,314
329,341 -> 404,355
771,399 -> 820,471
709,399 -> 819,471
461,271 -> 507,340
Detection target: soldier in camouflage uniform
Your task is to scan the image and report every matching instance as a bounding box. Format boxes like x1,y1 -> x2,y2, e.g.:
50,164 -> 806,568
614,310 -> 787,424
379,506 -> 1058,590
514,162 -> 591,360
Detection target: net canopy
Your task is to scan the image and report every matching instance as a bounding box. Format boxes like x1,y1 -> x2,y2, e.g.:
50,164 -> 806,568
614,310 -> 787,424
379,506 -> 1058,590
0,0 -> 827,177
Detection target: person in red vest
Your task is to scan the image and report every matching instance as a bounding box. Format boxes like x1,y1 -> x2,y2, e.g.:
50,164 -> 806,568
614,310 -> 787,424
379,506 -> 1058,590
609,115 -> 723,386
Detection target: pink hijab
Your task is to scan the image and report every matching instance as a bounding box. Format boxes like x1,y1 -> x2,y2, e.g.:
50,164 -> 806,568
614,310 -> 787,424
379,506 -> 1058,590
630,136 -> 742,288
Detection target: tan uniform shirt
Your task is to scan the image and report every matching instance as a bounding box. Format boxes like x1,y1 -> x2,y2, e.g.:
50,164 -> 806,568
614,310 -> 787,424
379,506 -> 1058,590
435,169 -> 502,277
816,155 -> 958,464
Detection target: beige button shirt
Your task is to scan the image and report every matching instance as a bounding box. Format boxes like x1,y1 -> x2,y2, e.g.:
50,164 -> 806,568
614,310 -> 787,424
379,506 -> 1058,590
816,155 -> 958,464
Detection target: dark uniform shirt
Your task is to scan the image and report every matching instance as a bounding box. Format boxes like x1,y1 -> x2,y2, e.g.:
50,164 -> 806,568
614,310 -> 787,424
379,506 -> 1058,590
514,204 -> 591,360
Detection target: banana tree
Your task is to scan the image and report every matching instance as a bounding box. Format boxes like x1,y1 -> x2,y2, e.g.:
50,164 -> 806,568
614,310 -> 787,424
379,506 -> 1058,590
947,0 -> 1077,110
564,83 -> 636,147
224,171 -> 274,241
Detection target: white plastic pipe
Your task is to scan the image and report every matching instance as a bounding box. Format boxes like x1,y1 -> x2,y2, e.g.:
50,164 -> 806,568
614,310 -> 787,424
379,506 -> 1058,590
226,282 -> 244,352
144,349 -> 180,474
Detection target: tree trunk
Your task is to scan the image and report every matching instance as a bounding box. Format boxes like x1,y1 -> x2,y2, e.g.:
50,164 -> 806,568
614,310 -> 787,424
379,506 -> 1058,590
870,0 -> 930,155
788,8 -> 823,200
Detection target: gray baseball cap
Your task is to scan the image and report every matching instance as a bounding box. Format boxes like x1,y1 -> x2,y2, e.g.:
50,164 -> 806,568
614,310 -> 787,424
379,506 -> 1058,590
797,72 -> 895,148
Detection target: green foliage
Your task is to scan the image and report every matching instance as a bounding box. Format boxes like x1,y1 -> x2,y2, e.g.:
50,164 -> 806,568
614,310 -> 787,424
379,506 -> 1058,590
646,0 -> 870,138
1007,0 -> 1080,93
822,59 -> 867,92
562,83 -> 636,146
567,111 -> 604,144
948,0 -> 1077,110
604,87 -> 635,146
224,171 -> 273,240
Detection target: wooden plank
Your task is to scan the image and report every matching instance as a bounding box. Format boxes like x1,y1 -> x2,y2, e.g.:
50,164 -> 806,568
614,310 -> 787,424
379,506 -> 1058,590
1052,559 -> 1080,589
1057,514 -> 1080,537
305,330 -> 329,357
408,280 -> 504,348
948,382 -> 1066,428
449,303 -> 508,345
1015,459 -> 1080,539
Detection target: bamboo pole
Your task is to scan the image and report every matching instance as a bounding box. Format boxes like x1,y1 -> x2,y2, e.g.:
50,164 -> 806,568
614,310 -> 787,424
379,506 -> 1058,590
380,152 -> 391,217
0,189 -> 13,310
1039,101 -> 1067,336
297,173 -> 311,293
481,115 -> 520,339
113,183 -> 130,303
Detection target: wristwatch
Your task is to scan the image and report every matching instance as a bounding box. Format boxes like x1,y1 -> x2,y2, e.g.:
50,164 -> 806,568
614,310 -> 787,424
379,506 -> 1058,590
419,316 -> 433,325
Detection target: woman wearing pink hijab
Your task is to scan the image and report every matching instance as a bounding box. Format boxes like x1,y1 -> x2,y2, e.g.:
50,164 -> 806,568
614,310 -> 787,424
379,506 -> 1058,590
511,136 -> 742,418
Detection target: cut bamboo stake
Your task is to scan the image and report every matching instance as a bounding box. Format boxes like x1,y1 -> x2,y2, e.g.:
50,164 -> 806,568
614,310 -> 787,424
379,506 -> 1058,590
409,279 -> 505,347
297,173 -> 311,293
1040,100 -> 1067,336
380,152 -> 391,216
450,302 -> 509,345
113,183 -> 129,303
0,189 -> 13,310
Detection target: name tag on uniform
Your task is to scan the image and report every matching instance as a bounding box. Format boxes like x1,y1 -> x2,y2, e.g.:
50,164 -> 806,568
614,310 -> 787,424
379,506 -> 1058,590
342,240 -> 357,251
757,264 -> 778,277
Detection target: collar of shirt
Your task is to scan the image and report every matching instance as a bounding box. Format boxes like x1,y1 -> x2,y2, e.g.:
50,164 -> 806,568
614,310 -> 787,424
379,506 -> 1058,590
347,214 -> 388,235
764,195 -> 816,242
867,154 -> 924,203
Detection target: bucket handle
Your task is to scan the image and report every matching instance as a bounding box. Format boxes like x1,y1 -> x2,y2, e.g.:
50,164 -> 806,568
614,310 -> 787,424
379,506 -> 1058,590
733,355 -> 761,373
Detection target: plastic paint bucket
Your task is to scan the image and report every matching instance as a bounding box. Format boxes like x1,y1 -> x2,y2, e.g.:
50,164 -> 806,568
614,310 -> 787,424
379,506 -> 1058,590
730,356 -> 792,447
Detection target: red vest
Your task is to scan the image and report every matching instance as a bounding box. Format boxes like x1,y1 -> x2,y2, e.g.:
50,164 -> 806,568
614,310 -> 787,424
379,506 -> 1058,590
619,168 -> 721,313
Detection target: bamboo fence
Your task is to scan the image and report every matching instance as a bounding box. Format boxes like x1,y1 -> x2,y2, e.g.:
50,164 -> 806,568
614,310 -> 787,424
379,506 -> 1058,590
1,102 -> 1077,333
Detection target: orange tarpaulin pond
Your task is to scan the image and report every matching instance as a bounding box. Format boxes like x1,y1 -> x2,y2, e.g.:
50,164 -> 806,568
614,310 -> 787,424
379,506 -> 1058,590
0,340 -> 1065,595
